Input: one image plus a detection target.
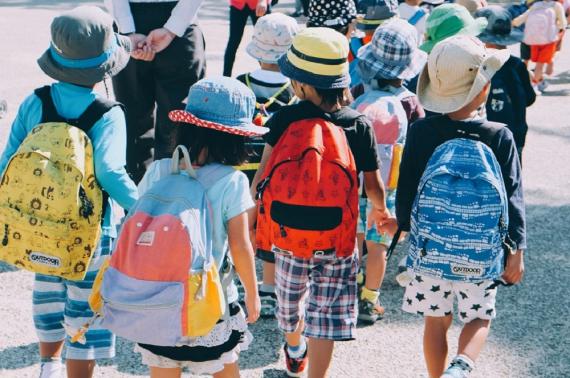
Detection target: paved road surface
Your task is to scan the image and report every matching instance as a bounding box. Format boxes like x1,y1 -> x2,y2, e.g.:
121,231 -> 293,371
0,1 -> 569,377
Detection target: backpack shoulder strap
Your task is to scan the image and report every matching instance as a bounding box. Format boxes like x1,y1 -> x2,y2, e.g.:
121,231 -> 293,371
349,37 -> 364,56
34,85 -> 65,123
76,98 -> 122,133
197,164 -> 236,189
408,8 -> 427,26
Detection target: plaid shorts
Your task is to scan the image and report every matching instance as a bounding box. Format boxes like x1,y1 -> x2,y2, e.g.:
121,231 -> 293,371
274,252 -> 358,341
33,236 -> 115,360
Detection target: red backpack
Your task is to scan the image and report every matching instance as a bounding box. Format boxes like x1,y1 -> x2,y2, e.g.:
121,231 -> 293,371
255,118 -> 358,259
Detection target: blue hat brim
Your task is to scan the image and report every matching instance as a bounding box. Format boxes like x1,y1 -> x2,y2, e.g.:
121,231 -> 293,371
478,29 -> 524,46
278,54 -> 351,89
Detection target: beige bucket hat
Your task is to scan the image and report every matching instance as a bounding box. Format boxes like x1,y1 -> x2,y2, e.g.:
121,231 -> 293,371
417,35 -> 509,114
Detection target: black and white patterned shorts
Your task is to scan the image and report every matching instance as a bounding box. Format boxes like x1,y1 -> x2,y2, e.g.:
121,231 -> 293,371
402,274 -> 498,323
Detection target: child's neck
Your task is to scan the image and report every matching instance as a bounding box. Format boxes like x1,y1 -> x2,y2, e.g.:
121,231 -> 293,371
259,62 -> 281,72
405,0 -> 422,6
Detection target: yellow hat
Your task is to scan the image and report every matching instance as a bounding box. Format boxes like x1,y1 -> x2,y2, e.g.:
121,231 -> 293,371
278,27 -> 351,89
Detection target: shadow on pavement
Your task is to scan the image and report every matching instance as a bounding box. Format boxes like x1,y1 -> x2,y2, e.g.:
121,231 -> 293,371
0,342 -> 39,370
0,261 -> 17,273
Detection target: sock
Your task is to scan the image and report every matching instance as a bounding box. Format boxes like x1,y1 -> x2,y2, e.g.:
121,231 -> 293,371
360,287 -> 380,303
259,283 -> 275,294
287,337 -> 307,359
450,354 -> 475,373
39,358 -> 63,378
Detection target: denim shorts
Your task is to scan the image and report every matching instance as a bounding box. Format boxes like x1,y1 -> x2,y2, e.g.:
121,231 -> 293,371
357,189 -> 396,245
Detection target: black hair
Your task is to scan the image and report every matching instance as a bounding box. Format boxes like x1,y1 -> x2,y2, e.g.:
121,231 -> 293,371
178,123 -> 250,166
376,78 -> 404,88
314,87 -> 353,107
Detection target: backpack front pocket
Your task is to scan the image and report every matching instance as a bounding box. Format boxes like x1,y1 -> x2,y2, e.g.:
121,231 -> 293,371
100,267 -> 184,346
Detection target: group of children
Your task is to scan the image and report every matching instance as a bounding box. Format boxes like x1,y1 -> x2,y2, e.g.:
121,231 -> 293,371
0,0 -> 542,376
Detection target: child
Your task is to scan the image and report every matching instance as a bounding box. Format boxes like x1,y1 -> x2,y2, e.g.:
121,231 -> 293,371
351,18 -> 427,322
236,12 -> 299,318
223,0 -> 270,77
0,6 -> 138,378
512,0 -> 567,92
476,6 -> 536,161
135,77 -> 263,377
397,35 -> 526,378
306,0 -> 358,38
250,27 -> 392,378
399,0 -> 430,45
351,0 -> 399,87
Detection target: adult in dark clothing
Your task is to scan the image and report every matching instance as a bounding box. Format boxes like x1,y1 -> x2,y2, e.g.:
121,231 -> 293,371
109,0 -> 206,183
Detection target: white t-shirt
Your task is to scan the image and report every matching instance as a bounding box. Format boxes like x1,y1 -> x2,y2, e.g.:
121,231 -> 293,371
398,3 -> 428,46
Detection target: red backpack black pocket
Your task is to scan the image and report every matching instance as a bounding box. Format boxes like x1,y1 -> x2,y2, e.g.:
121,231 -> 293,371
255,118 -> 358,259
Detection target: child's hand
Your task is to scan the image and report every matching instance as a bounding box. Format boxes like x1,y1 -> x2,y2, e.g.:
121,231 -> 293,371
377,217 -> 399,237
502,250 -> 524,284
367,206 -> 391,231
256,0 -> 268,17
245,293 -> 261,324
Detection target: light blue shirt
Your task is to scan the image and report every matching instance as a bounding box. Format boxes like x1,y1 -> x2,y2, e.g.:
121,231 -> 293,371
0,82 -> 138,237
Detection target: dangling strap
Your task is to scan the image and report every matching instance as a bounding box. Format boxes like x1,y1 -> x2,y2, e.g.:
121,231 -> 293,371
171,145 -> 197,178
245,73 -> 292,110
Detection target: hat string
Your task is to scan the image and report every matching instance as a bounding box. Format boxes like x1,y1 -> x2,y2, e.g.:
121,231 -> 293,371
50,35 -> 119,69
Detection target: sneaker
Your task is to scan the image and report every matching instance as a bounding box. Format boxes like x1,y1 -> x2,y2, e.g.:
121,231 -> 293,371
259,290 -> 277,318
39,361 -> 64,378
532,83 -> 542,96
537,79 -> 548,92
284,343 -> 308,378
358,298 -> 385,323
290,10 -> 304,17
441,358 -> 473,378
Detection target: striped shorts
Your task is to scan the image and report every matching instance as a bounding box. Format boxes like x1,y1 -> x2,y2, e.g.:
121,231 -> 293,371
275,252 -> 358,341
33,236 -> 115,360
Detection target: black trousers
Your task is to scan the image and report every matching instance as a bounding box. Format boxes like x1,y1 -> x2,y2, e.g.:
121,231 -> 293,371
112,2 -> 206,183
223,5 -> 262,77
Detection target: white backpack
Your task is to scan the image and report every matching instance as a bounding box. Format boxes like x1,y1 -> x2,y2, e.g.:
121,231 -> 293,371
524,2 -> 558,45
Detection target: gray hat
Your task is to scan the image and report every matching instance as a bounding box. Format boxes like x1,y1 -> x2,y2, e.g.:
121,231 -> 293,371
37,6 -> 131,86
475,6 -> 523,46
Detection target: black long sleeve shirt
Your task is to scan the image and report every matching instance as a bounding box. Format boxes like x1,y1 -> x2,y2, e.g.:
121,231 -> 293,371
395,115 -> 527,250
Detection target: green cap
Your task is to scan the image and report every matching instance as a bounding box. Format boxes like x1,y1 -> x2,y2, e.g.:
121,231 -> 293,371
420,4 -> 487,53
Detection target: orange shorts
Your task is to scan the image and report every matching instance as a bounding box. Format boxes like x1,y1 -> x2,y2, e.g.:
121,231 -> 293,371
530,42 -> 558,64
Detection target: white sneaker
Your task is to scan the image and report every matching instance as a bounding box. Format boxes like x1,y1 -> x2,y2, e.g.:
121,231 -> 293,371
537,80 -> 548,92
39,361 -> 64,378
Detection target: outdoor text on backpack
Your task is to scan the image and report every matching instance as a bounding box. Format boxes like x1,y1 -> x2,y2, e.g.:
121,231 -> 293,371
0,86 -> 109,280
406,135 -> 510,282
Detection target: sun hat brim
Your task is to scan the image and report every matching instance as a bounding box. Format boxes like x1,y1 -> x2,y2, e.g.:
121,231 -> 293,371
357,45 -> 427,81
37,33 -> 131,87
420,17 -> 487,53
246,40 -> 288,64
169,110 -> 269,137
417,48 -> 509,113
478,28 -> 524,46
278,53 -> 351,89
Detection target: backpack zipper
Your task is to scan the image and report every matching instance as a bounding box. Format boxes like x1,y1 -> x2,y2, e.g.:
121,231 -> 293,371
2,224 -> 8,246
103,297 -> 179,311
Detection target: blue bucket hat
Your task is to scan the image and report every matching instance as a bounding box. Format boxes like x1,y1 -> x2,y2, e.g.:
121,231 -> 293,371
357,19 -> 427,82
356,0 -> 399,31
475,6 -> 523,46
169,77 -> 269,137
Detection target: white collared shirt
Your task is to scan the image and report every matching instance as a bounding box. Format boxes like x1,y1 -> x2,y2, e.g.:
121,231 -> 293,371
105,0 -> 204,37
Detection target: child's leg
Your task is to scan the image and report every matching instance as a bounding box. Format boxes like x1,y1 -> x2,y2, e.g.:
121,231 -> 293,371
261,260 -> 275,286
424,315 -> 453,378
533,62 -> 545,83
457,318 -> 492,361
308,338 -> 334,378
63,237 -> 116,377
213,362 -> 240,378
33,274 -> 66,377
363,241 -> 387,291
149,367 -> 182,378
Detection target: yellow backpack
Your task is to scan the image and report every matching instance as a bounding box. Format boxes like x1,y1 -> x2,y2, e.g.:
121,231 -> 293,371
0,86 -> 116,280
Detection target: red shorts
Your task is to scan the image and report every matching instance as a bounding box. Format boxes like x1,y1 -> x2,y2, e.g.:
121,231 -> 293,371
530,42 -> 558,64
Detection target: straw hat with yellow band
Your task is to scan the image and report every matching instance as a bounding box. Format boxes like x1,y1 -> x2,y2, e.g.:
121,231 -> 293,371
278,27 -> 351,89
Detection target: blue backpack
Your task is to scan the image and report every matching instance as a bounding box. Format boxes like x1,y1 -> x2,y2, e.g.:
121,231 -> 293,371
406,136 -> 509,282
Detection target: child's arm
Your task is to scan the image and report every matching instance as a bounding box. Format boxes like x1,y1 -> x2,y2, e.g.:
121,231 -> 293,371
228,211 -> 261,323
250,144 -> 273,200
90,107 -> 138,210
395,126 -> 421,232
363,170 -> 395,234
512,9 -> 530,27
554,2 -> 568,30
0,96 -> 39,175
